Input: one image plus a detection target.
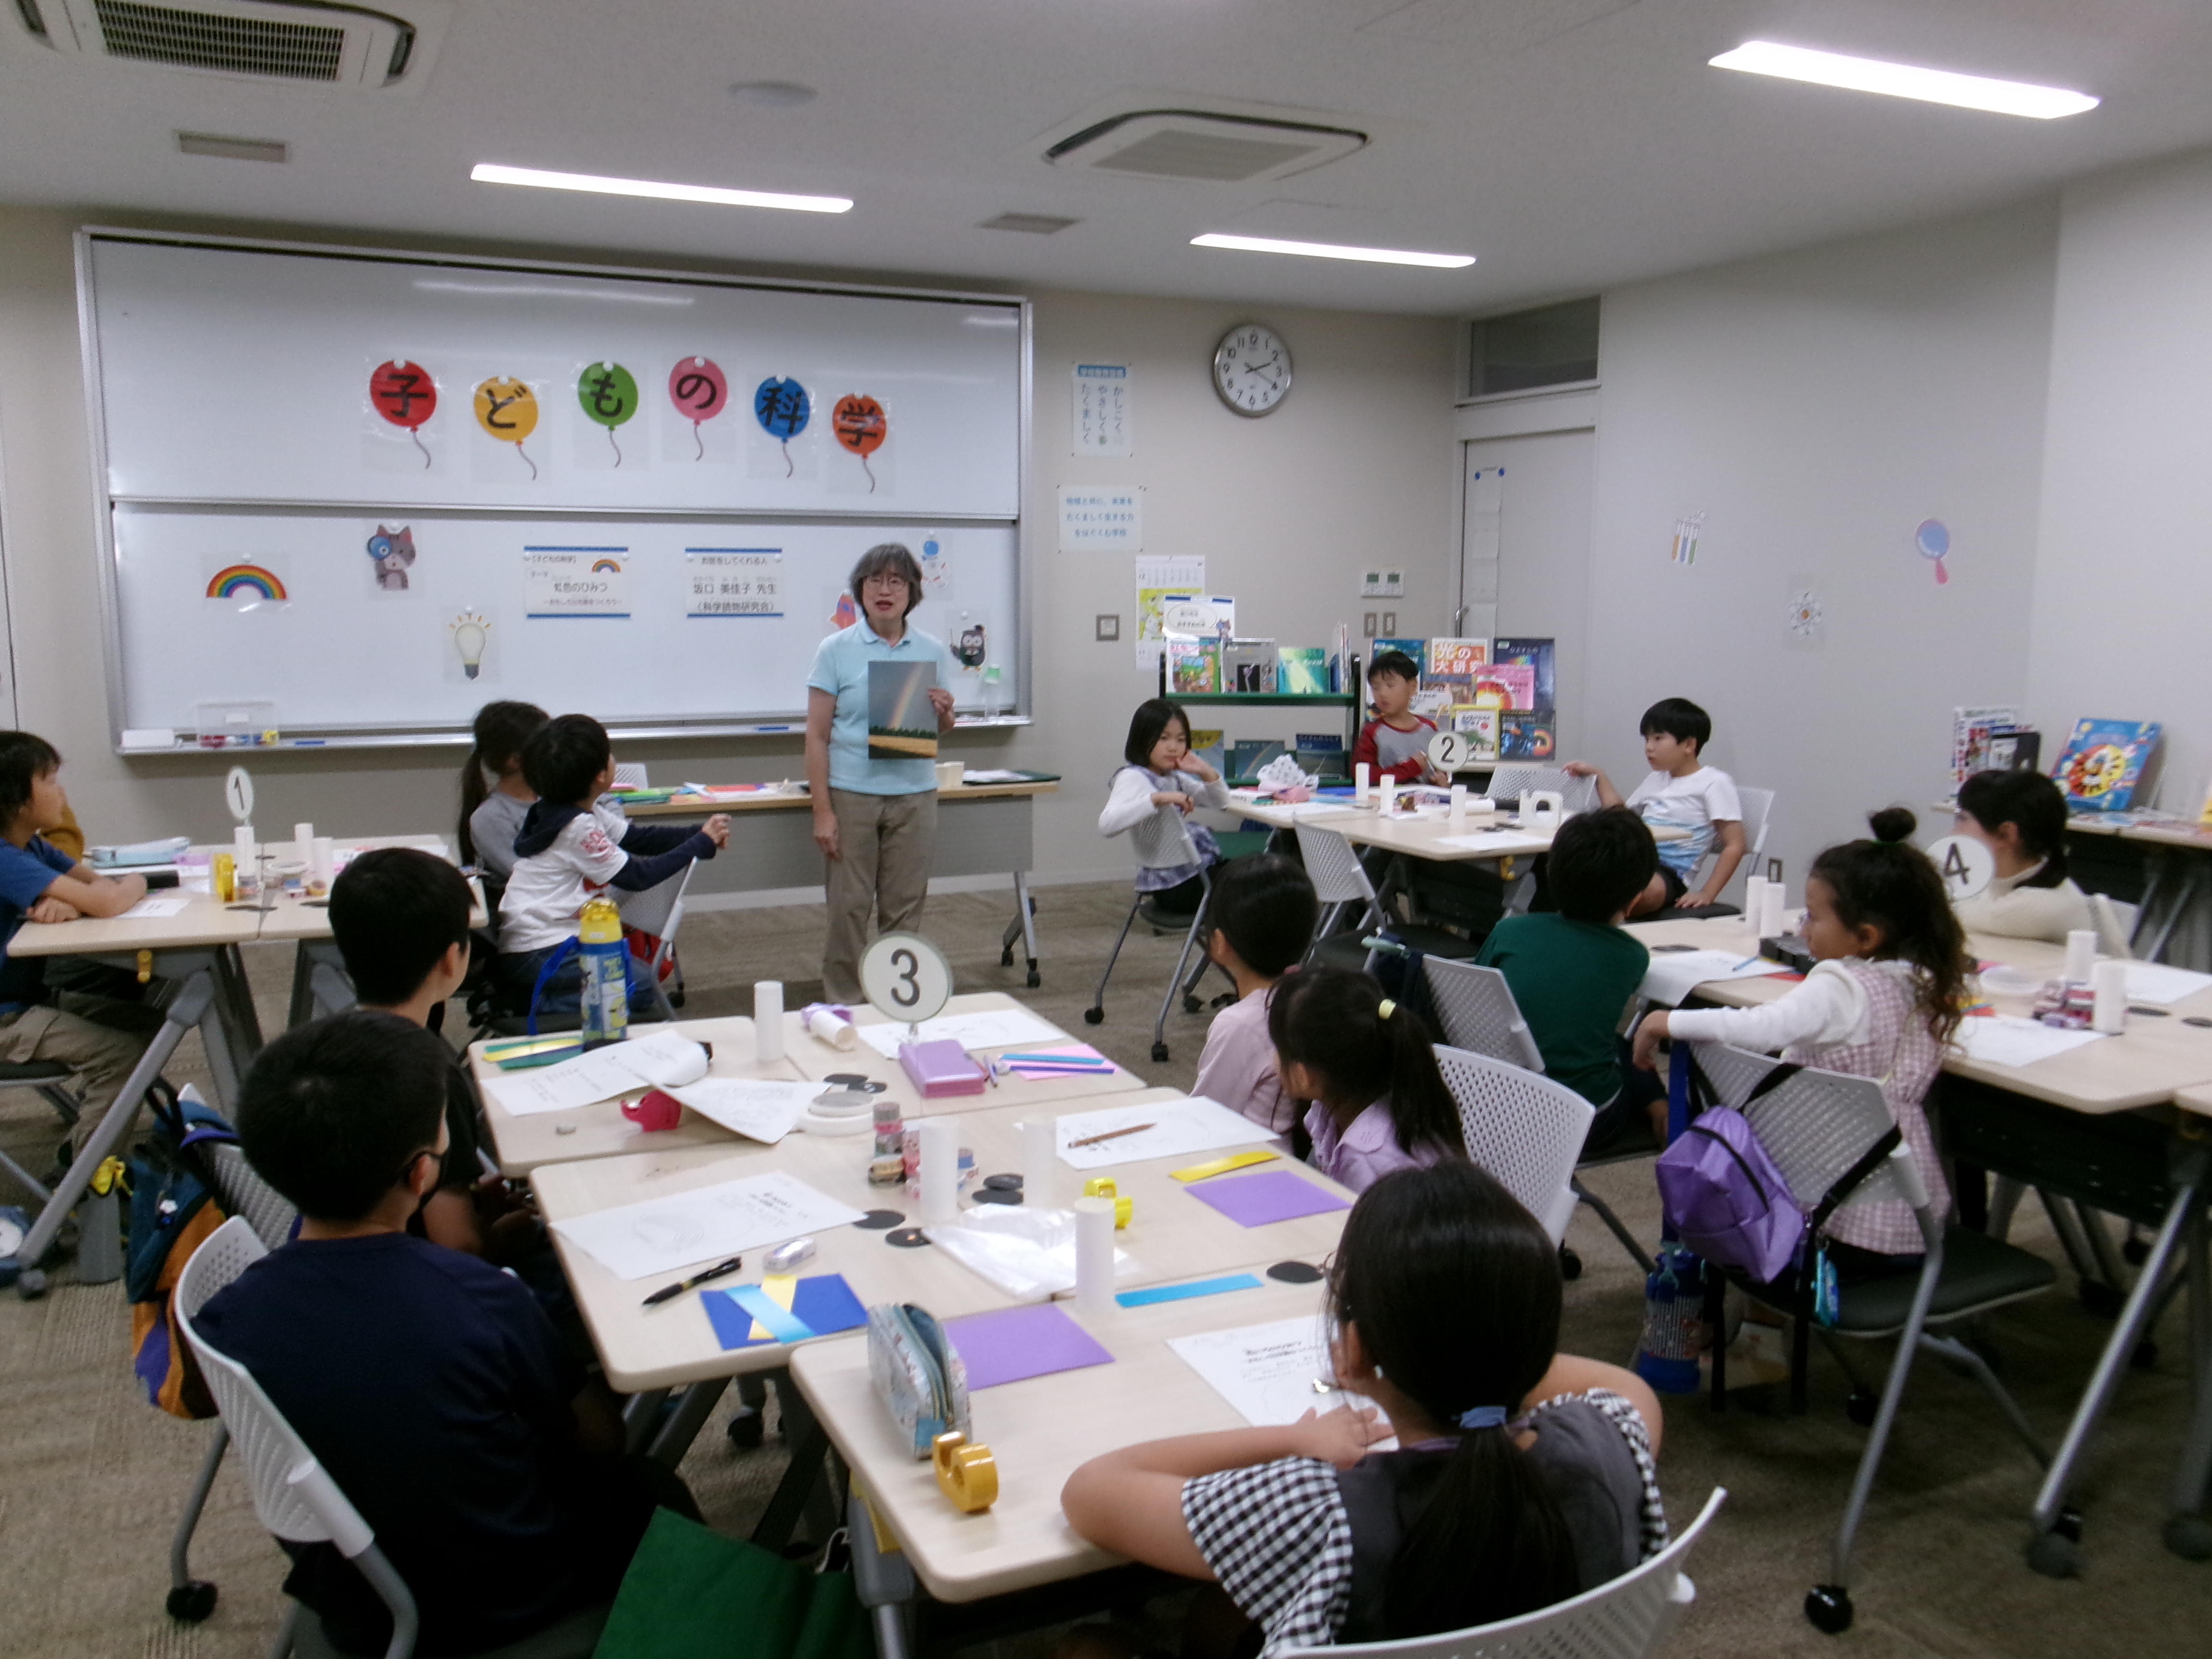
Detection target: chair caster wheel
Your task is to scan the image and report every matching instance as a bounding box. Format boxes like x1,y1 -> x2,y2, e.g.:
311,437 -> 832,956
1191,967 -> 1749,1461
2132,1338 -> 2159,1370
1083,1008 -> 1104,1026
726,1407 -> 766,1450
1803,1585 -> 1852,1634
166,1581 -> 218,1622
1026,970 -> 1041,988
16,1267 -> 47,1300
1182,996 -> 1202,1015
2078,1277 -> 2123,1318
2163,1514 -> 2212,1561
1846,1387 -> 1879,1428
2122,1234 -> 2150,1266
1151,1043 -> 1170,1063
1557,1244 -> 1581,1281
2027,1512 -> 2085,1577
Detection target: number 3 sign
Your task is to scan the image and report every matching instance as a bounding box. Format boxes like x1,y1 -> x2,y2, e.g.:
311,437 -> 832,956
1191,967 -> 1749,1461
1924,835 -> 1995,902
861,932 -> 952,1027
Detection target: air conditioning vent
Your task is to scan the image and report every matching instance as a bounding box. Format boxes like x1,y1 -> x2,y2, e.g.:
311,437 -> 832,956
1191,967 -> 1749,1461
16,0 -> 445,89
979,212 -> 1079,235
1046,110 -> 1367,184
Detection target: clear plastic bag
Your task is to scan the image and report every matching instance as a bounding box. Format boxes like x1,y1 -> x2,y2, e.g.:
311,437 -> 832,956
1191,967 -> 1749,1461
923,1205 -> 1136,1300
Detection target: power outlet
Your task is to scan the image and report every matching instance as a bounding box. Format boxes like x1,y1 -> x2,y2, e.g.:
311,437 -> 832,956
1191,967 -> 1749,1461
1381,611 -> 1398,636
1361,611 -> 1378,637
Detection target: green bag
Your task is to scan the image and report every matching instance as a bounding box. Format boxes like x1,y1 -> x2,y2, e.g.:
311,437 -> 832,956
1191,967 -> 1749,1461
593,1509 -> 876,1659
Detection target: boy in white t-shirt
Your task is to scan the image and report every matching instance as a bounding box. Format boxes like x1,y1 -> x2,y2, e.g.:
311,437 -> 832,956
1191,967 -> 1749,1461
1566,697 -> 1744,916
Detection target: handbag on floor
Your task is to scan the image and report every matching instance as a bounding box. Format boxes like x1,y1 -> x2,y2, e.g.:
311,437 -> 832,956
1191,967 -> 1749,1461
592,1509 -> 873,1659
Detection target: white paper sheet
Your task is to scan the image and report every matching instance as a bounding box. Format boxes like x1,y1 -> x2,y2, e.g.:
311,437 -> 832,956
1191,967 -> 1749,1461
1169,1316 -> 1386,1438
1639,949 -> 1791,1008
1432,831 -> 1549,852
665,1078 -> 818,1144
550,1171 -> 866,1281
959,769 -> 1034,785
478,1029 -> 709,1118
855,1007 -> 1064,1059
1054,1096 -> 1269,1170
119,895 -> 191,918
1953,1016 -> 2107,1069
2122,961 -> 2212,1006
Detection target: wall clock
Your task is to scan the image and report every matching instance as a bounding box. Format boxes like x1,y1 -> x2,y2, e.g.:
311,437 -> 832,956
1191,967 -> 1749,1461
1213,323 -> 1292,416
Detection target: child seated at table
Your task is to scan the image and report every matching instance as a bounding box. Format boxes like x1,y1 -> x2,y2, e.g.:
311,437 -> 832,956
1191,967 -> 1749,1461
1270,967 -> 1463,1191
1565,697 -> 1743,915
1352,649 -> 1444,786
1192,855 -> 1319,1133
1098,698 -> 1232,918
1061,1161 -> 1666,1653
0,731 -> 165,1158
457,699 -> 549,884
494,715 -> 729,1021
1477,805 -> 1664,1150
195,1011 -> 696,1657
1951,768 -> 2092,943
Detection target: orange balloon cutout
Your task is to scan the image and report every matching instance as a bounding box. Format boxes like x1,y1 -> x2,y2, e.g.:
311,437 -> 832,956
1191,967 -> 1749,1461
832,394 -> 887,493
473,377 -> 540,479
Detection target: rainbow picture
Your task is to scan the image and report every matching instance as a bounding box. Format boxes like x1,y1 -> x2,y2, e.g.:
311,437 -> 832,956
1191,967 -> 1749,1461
589,557 -> 623,575
206,565 -> 287,601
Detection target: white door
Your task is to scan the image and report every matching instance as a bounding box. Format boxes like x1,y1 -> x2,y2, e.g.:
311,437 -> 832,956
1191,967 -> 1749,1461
1457,430 -> 1593,760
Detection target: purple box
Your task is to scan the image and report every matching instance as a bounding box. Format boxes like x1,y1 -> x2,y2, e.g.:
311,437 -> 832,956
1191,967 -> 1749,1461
899,1037 -> 987,1097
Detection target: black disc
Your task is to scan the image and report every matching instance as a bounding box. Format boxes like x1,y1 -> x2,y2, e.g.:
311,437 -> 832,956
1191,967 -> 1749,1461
984,1173 -> 1023,1191
2129,1005 -> 2170,1017
971,1187 -> 1023,1205
886,1227 -> 933,1248
2188,1018 -> 2212,1029
823,1072 -> 887,1092
1267,1261 -> 1323,1284
854,1209 -> 905,1230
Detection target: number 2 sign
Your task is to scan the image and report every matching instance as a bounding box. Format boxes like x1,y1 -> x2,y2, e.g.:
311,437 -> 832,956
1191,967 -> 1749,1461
861,932 -> 952,1027
1924,834 -> 1995,902
1428,730 -> 1472,774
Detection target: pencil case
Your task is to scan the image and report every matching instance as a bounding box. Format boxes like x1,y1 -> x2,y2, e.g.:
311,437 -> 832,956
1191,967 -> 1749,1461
866,1302 -> 971,1459
899,1038 -> 988,1098
88,836 -> 191,869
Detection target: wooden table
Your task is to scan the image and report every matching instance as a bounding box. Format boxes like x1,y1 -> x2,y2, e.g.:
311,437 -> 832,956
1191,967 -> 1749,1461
786,992 -> 1148,1116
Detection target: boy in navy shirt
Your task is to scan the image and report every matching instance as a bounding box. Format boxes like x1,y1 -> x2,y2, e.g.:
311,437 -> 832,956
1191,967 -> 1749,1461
196,1011 -> 690,1654
0,732 -> 161,1155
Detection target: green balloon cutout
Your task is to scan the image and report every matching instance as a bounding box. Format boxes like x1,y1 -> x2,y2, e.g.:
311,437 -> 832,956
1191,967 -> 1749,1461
578,361 -> 640,466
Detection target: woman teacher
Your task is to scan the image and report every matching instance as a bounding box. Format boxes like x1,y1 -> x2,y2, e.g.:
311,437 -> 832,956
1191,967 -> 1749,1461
805,543 -> 962,1002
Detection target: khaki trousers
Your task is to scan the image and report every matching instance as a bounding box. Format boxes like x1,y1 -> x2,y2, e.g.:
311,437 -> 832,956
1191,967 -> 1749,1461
822,787 -> 938,1002
1,1000 -> 156,1154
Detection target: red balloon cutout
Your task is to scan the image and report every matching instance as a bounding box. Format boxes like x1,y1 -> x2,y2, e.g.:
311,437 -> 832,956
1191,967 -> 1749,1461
832,394 -> 887,492
370,360 -> 437,467
667,357 -> 729,460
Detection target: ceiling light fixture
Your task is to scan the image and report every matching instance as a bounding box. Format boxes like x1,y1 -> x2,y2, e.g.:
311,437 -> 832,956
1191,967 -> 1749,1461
470,163 -> 851,214
1708,40 -> 2098,119
1191,232 -> 1473,269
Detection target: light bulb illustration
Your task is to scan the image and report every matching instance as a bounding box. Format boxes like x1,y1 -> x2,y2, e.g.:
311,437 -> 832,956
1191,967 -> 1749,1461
449,611 -> 491,680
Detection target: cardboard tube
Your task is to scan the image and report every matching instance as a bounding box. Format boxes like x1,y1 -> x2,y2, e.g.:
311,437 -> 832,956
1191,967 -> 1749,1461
1022,1117 -> 1056,1204
1378,775 -> 1396,816
310,836 -> 335,887
1354,762 -> 1370,804
2064,930 -> 2097,986
2092,959 -> 2128,1034
233,825 -> 257,863
754,981 -> 785,1061
1448,783 -> 1467,827
920,1119 -> 959,1223
1743,877 -> 1768,934
292,822 -> 314,860
1761,883 -> 1787,938
1074,1196 -> 1116,1315
804,1005 -> 856,1049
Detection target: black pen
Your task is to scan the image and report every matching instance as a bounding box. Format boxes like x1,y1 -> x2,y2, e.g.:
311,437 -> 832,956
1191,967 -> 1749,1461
641,1255 -> 744,1307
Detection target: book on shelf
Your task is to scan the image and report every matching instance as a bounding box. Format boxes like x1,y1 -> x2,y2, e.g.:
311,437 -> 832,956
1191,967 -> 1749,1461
1490,637 -> 1556,711
1950,706 -> 2017,787
1408,687 -> 1452,719
1222,639 -> 1277,694
1370,637 -> 1427,673
1985,730 -> 2039,773
1469,661 -> 1537,711
1227,739 -> 1287,781
1190,729 -> 1226,777
1277,646 -> 1332,697
1296,746 -> 1350,781
1167,637 -> 1221,695
1499,711 -> 1558,761
1332,622 -> 1351,694
1425,637 -> 1490,684
1449,705 -> 1501,760
2053,719 -> 2162,813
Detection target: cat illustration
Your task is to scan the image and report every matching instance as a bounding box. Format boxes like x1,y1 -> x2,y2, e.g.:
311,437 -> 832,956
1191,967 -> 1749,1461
367,525 -> 416,591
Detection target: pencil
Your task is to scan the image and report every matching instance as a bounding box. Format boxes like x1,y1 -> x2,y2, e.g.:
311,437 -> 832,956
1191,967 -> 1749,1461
1067,1122 -> 1155,1149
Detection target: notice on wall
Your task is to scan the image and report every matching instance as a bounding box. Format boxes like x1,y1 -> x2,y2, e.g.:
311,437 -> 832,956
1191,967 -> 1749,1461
1134,555 -> 1206,670
685,549 -> 784,618
1059,485 -> 1143,553
1072,362 -> 1133,457
524,546 -> 630,618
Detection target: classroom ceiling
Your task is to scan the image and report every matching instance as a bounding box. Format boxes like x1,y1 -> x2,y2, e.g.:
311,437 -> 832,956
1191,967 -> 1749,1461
2,0 -> 2211,315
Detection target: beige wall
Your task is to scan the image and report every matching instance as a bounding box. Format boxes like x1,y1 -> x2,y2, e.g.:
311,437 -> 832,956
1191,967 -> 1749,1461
0,206 -> 1457,882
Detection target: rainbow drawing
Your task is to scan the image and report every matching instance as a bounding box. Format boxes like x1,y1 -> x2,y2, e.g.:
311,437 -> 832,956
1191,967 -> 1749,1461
206,565 -> 287,601
589,557 -> 623,574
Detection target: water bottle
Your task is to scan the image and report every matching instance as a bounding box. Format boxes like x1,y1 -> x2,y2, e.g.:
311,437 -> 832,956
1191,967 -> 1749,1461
578,895 -> 628,1049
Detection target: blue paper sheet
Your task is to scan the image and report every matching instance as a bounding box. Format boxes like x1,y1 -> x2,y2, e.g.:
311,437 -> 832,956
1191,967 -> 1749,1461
1115,1274 -> 1263,1308
703,1273 -> 869,1351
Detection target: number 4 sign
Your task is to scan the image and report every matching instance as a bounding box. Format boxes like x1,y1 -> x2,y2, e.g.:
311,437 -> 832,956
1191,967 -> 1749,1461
861,932 -> 952,1029
1924,834 -> 1995,902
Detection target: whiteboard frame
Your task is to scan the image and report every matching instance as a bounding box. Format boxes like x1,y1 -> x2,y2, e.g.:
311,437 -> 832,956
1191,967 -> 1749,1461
74,226 -> 1034,753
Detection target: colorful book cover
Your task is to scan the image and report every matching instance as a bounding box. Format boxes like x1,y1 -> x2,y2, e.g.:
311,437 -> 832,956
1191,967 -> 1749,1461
1490,637 -> 1556,711
1167,637 -> 1220,695
1499,711 -> 1558,761
2052,719 -> 2161,813
1189,728 -> 1226,776
1408,687 -> 1452,719
1294,733 -> 1345,752
1986,730 -> 2039,774
1951,705 -> 2017,788
1449,705 -> 1500,760
1469,662 -> 1537,711
867,660 -> 938,759
1278,646 -> 1331,697
1370,637 -> 1426,672
1227,739 -> 1287,781
1223,639 -> 1277,693
1425,637 -> 1490,684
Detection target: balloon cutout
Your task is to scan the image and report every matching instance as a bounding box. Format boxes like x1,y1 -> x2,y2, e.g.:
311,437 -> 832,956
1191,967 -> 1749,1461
753,375 -> 811,476
832,394 -> 887,492
668,357 -> 728,460
473,377 -> 540,479
578,362 -> 639,466
369,360 -> 437,468
1916,519 -> 1951,586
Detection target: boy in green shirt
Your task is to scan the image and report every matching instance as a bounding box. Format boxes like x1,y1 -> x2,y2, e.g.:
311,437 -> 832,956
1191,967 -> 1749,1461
1476,805 -> 1662,1151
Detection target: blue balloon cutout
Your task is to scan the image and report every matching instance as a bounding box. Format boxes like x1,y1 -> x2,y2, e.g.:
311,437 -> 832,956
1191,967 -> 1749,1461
1915,519 -> 1950,559
753,376 -> 811,440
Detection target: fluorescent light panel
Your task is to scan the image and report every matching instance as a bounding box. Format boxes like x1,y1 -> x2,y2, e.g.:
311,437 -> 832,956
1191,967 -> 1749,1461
470,163 -> 851,214
1190,232 -> 1473,269
1709,40 -> 2097,119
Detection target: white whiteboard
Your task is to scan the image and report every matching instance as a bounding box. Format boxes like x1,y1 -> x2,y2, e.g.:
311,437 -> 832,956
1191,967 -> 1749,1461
112,507 -> 1018,737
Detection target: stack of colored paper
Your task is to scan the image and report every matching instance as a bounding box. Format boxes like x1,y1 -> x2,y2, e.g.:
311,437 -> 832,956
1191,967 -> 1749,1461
998,1044 -> 1117,1080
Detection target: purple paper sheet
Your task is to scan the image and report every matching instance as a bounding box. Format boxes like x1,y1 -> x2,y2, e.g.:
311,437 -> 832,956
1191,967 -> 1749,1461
943,1303 -> 1115,1389
1186,1169 -> 1351,1228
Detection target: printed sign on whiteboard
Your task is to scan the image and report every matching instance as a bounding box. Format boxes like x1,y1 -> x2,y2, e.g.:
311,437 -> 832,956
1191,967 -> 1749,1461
524,546 -> 630,618
685,549 -> 783,618
1059,485 -> 1143,553
1072,362 -> 1133,457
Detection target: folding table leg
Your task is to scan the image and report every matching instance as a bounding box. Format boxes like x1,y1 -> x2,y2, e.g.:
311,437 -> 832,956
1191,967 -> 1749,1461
2164,1199 -> 2212,1561
847,1486 -> 917,1659
1013,870 -> 1040,988
644,1377 -> 728,1468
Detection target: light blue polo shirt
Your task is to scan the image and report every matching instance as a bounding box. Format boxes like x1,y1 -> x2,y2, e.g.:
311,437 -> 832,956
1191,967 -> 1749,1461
807,622 -> 962,795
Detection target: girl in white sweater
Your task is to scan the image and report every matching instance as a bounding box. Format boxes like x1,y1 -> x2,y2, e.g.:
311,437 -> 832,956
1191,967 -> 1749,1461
1951,768 -> 2092,944
1098,698 -> 1231,915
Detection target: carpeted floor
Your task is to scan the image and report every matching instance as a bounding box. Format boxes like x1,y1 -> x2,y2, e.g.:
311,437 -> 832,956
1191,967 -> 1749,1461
2,882 -> 2208,1658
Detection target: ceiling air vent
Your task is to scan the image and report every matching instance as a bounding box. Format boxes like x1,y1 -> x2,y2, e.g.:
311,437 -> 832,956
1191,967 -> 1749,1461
979,212 -> 1079,235
1045,110 -> 1367,184
15,0 -> 443,89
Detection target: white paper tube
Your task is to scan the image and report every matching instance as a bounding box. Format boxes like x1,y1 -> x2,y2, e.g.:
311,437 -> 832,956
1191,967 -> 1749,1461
919,1118 -> 959,1223
803,1006 -> 856,1049
1761,884 -> 1787,938
1448,783 -> 1467,827
2064,930 -> 2097,986
1022,1117 -> 1056,1204
233,825 -> 257,861
2092,960 -> 2128,1034
310,836 -> 335,885
1074,1196 -> 1116,1315
754,981 -> 785,1061
1743,878 -> 1768,933
1378,775 -> 1397,816
1354,762 -> 1370,804
292,822 -> 314,859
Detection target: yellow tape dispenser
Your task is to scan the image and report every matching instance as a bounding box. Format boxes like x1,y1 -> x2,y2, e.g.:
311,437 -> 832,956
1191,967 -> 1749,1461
1081,1177 -> 1134,1228
933,1430 -> 998,1513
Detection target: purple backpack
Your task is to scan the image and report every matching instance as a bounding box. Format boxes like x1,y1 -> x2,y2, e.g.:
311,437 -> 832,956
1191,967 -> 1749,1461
1656,1099 -> 1805,1283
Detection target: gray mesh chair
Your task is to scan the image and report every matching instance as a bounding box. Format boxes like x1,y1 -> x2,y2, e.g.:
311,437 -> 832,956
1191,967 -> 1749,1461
1431,1045 -> 1591,1245
0,1061 -> 82,1210
1085,863 -> 1236,1065
1685,1043 -> 2057,1635
1324,1487 -> 1727,1659
1487,766 -> 1599,816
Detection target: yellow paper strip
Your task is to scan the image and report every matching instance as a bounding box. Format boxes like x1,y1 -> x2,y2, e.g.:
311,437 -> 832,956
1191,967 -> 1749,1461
1171,1149 -> 1280,1183
746,1272 -> 800,1342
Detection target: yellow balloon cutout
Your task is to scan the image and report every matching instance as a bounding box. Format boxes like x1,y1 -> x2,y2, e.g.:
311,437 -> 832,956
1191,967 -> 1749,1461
473,376 -> 540,478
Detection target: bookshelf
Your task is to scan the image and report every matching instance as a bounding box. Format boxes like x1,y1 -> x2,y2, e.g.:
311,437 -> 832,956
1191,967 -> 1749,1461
1156,652 -> 1364,782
